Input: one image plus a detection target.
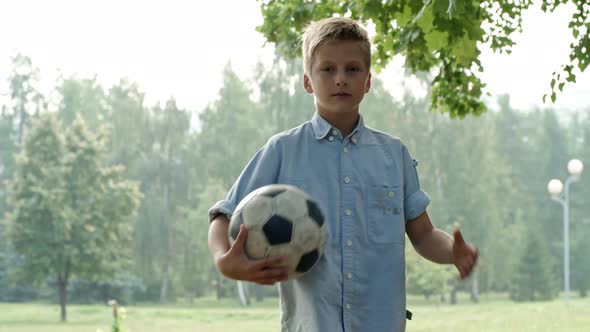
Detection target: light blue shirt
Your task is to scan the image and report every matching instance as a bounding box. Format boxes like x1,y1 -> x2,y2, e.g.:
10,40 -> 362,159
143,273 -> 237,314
209,112 -> 430,332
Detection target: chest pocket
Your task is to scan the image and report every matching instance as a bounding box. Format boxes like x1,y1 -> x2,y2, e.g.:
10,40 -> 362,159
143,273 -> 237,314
366,185 -> 404,244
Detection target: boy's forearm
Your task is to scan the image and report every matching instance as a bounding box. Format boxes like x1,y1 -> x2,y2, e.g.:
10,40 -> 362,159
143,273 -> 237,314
412,228 -> 454,264
208,214 -> 231,263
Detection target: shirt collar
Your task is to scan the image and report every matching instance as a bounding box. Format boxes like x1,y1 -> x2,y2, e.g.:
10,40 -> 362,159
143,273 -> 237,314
311,112 -> 365,145
311,112 -> 332,140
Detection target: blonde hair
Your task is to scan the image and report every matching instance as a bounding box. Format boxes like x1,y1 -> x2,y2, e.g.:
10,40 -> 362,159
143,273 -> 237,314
301,17 -> 371,75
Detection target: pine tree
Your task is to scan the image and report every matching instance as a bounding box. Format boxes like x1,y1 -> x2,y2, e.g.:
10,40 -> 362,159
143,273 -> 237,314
510,230 -> 558,301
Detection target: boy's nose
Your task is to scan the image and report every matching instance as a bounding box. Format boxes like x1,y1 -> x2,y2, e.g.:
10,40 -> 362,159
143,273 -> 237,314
335,72 -> 347,86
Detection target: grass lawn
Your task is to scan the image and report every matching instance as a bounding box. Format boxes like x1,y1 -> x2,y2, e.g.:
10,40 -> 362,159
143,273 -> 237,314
1,293 -> 589,332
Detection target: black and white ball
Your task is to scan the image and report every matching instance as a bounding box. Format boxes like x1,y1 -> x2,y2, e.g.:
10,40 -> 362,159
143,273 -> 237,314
229,184 -> 326,279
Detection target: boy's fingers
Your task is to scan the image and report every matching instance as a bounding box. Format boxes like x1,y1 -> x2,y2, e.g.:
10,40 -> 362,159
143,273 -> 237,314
230,224 -> 247,254
255,267 -> 289,280
254,256 -> 286,270
256,276 -> 287,285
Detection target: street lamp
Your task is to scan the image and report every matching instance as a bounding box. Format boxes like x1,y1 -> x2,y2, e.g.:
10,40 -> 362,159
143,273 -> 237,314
547,159 -> 584,304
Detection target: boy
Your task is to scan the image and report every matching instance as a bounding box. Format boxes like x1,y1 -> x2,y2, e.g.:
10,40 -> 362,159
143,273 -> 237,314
208,17 -> 478,332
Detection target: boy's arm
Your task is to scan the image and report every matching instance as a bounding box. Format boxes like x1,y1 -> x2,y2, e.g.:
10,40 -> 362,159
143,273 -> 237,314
208,214 -> 289,285
406,211 -> 479,279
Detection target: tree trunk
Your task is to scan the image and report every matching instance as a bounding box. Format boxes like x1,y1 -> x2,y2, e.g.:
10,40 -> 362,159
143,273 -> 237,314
57,277 -> 68,322
237,281 -> 250,306
160,257 -> 170,303
215,276 -> 222,300
159,173 -> 171,304
470,275 -> 479,303
450,284 -> 459,305
255,284 -> 264,302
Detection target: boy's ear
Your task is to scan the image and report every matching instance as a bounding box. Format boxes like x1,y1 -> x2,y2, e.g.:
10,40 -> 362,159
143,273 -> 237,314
365,73 -> 372,93
304,74 -> 314,94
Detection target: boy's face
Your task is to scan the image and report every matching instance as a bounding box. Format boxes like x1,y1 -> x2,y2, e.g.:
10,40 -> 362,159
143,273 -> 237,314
304,40 -> 371,118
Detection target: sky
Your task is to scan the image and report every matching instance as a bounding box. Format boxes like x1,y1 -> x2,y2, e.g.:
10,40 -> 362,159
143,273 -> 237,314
0,0 -> 589,114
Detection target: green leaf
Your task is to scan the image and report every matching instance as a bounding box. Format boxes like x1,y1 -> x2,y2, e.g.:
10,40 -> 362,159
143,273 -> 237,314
450,33 -> 477,66
394,5 -> 415,26
416,4 -> 435,33
425,30 -> 449,51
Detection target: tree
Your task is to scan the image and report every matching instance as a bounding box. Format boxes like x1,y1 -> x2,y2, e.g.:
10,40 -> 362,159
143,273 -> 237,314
510,227 -> 558,302
6,114 -> 141,321
256,0 -> 590,117
405,240 -> 454,301
4,54 -> 45,145
150,99 -> 192,303
569,110 -> 590,297
57,76 -> 107,129
127,98 -> 192,304
196,63 -> 272,188
254,57 -> 315,132
178,179 -> 227,301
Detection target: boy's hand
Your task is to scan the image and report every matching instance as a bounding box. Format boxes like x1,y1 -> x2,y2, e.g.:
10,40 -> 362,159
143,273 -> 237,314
452,230 -> 479,279
215,224 -> 290,285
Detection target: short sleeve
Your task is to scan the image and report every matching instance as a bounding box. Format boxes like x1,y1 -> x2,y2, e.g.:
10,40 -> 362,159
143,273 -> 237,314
208,138 -> 281,222
401,145 -> 430,222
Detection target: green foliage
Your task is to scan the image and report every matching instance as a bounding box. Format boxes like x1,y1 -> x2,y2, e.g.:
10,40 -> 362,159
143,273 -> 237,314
178,179 -> 227,300
572,233 -> 590,297
405,241 -> 454,299
5,113 -> 141,318
57,77 -> 107,129
196,63 -> 274,188
510,229 -> 558,302
254,59 -> 315,132
256,0 -> 589,117
4,54 -> 45,144
3,53 -> 589,306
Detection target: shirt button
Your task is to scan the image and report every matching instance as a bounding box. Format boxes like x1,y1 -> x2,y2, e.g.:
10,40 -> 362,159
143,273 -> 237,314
347,273 -> 353,279
346,303 -> 351,310
346,240 -> 353,247
389,191 -> 395,197
344,177 -> 351,184
343,147 -> 348,153
332,129 -> 338,135
329,136 -> 334,142
345,209 -> 352,216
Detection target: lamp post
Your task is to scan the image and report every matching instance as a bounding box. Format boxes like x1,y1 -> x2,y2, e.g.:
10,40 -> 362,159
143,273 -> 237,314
547,159 -> 584,304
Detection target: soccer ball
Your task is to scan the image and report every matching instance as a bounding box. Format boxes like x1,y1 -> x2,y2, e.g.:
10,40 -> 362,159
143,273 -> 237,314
228,184 -> 326,279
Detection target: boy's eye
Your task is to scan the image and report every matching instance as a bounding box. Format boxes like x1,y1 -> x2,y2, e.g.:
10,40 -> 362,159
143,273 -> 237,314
348,67 -> 360,72
321,67 -> 333,72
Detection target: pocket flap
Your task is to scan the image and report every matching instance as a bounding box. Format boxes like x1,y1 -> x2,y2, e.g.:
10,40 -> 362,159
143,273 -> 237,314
368,185 -> 400,205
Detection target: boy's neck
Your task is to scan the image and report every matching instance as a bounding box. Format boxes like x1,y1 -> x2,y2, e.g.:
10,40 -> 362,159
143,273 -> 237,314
318,110 -> 360,138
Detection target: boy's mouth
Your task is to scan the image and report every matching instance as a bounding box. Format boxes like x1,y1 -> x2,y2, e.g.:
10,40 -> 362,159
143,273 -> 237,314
332,92 -> 352,96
